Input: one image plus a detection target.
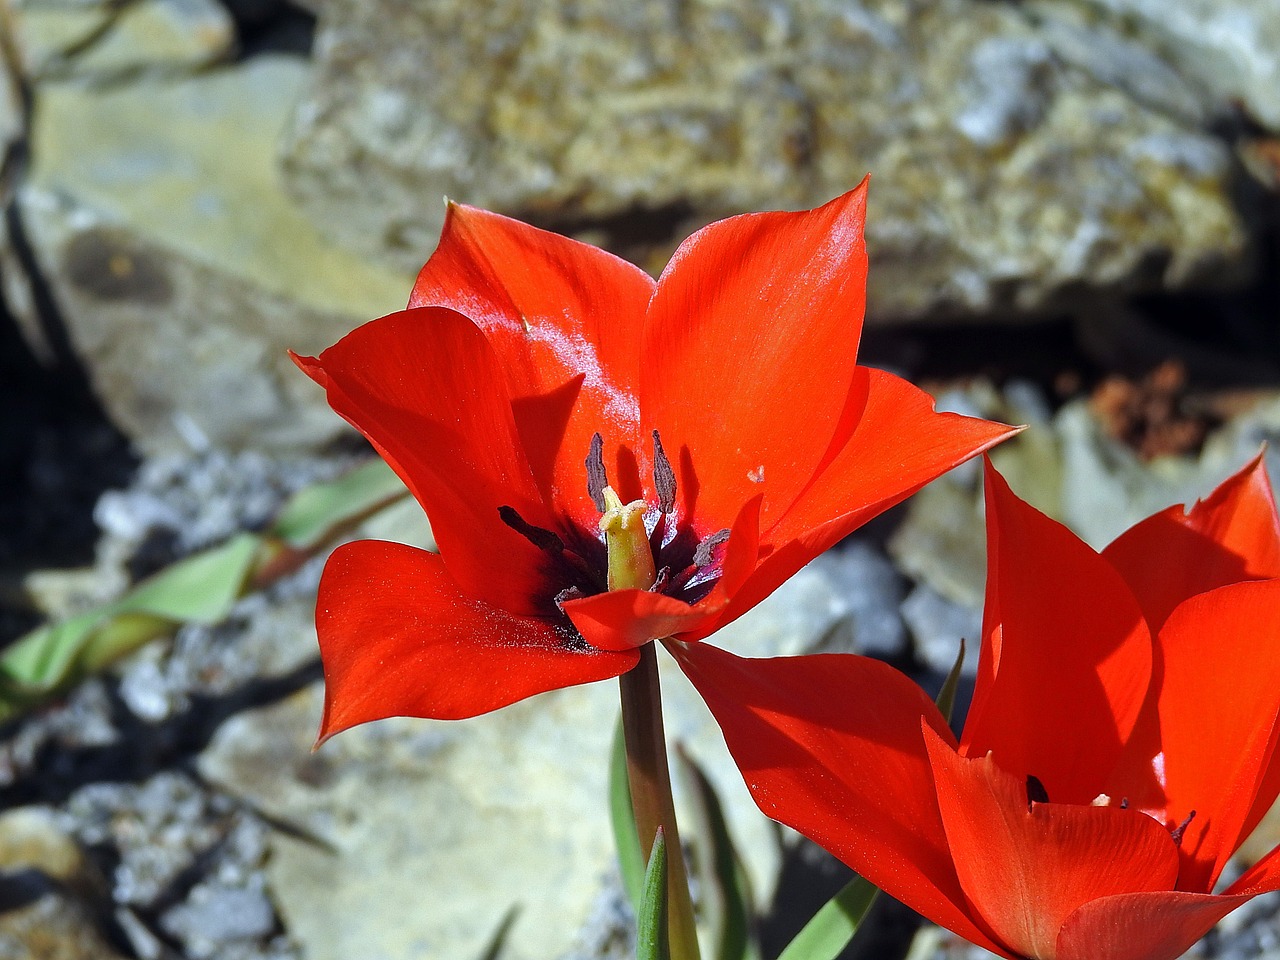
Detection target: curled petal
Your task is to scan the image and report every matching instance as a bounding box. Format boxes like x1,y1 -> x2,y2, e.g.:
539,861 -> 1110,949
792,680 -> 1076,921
1057,890 -> 1254,960
713,368 -> 1017,634
1103,453 -> 1280,631
563,590 -> 724,652
925,728 -> 1179,960
641,182 -> 869,534
293,308 -> 554,616
315,540 -> 639,739
411,202 -> 656,524
670,643 -> 1012,957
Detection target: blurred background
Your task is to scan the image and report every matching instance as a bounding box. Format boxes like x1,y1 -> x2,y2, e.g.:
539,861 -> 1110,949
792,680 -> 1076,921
1,1 -> 1279,958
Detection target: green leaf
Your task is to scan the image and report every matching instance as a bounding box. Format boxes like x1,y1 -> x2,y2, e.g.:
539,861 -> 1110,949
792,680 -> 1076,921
775,873 -> 878,960
935,637 -> 966,725
637,828 -> 670,960
273,458 -> 408,549
610,714 -> 645,908
676,745 -> 757,960
0,534 -> 259,721
0,611 -> 107,697
119,533 -> 259,623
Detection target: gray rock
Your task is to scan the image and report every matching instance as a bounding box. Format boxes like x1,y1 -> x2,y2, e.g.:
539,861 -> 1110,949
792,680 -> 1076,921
197,559 -> 864,960
1050,0 -> 1280,132
901,583 -> 982,677
0,885 -> 128,960
160,882 -> 278,957
281,0 -> 1245,323
62,772 -> 232,908
12,0 -> 235,82
806,543 -> 908,659
17,55 -> 413,454
1025,1 -> 1209,126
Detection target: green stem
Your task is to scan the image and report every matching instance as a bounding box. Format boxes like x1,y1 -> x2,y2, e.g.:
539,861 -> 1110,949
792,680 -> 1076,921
619,643 -> 701,960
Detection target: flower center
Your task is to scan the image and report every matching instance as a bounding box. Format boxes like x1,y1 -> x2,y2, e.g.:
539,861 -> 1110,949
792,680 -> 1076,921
498,430 -> 731,620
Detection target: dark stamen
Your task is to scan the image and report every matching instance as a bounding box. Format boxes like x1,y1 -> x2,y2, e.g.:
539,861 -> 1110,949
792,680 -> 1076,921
1026,775 -> 1049,807
586,432 -> 608,512
498,505 -> 565,553
1170,810 -> 1196,846
693,528 -> 731,568
652,429 -> 676,514
1120,797 -> 1129,810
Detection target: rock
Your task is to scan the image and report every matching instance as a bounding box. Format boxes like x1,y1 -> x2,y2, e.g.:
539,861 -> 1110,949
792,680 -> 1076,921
198,559 -> 874,960
806,543 -> 908,659
12,0 -> 235,82
1045,0 -> 1280,133
62,772 -> 234,909
901,583 -> 981,677
1024,1 -> 1209,126
18,55 -> 413,454
0,807 -> 123,960
0,884 -> 127,960
281,0 -> 1245,323
160,881 -> 278,958
0,807 -> 89,886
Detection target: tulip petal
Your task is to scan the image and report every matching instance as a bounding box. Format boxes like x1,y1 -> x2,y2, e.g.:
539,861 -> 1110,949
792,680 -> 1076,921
563,589 -> 725,652
685,369 -> 1016,643
1057,890 -> 1253,960
964,462 -> 1153,804
670,643 -> 1012,957
1103,454 -> 1280,631
293,307 -> 558,616
315,540 -> 640,738
1128,579 -> 1280,891
641,181 -> 868,535
1225,839 -> 1280,896
410,202 -> 657,524
924,728 -> 1180,960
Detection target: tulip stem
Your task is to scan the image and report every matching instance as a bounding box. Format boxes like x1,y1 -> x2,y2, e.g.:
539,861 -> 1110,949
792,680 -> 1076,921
619,643 -> 701,960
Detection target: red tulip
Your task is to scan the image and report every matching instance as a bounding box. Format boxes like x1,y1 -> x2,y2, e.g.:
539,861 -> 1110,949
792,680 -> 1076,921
292,180 -> 1016,741
678,455 -> 1280,960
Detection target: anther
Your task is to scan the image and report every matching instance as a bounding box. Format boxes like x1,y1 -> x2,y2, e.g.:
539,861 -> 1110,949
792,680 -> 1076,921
693,528 -> 731,568
586,432 -> 608,513
1170,810 -> 1196,846
1026,775 -> 1049,808
652,430 -> 676,514
498,505 -> 565,553
1120,797 -> 1129,810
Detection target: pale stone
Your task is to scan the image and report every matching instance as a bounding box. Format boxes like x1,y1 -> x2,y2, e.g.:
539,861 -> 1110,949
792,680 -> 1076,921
12,0 -> 234,81
281,0 -> 1245,323
1064,0 -> 1280,132
19,55 -> 413,453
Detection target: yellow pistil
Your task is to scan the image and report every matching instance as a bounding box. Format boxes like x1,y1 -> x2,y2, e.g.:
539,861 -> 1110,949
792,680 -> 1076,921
599,486 -> 657,591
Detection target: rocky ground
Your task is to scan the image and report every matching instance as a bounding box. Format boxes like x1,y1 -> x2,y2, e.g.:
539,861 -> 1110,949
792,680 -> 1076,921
2,0 -> 1280,958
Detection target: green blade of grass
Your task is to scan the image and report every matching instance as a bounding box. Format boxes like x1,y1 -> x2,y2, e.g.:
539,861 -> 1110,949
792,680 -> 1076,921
676,745 -> 757,960
775,874 -> 878,960
610,714 -> 646,908
637,827 -> 670,960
